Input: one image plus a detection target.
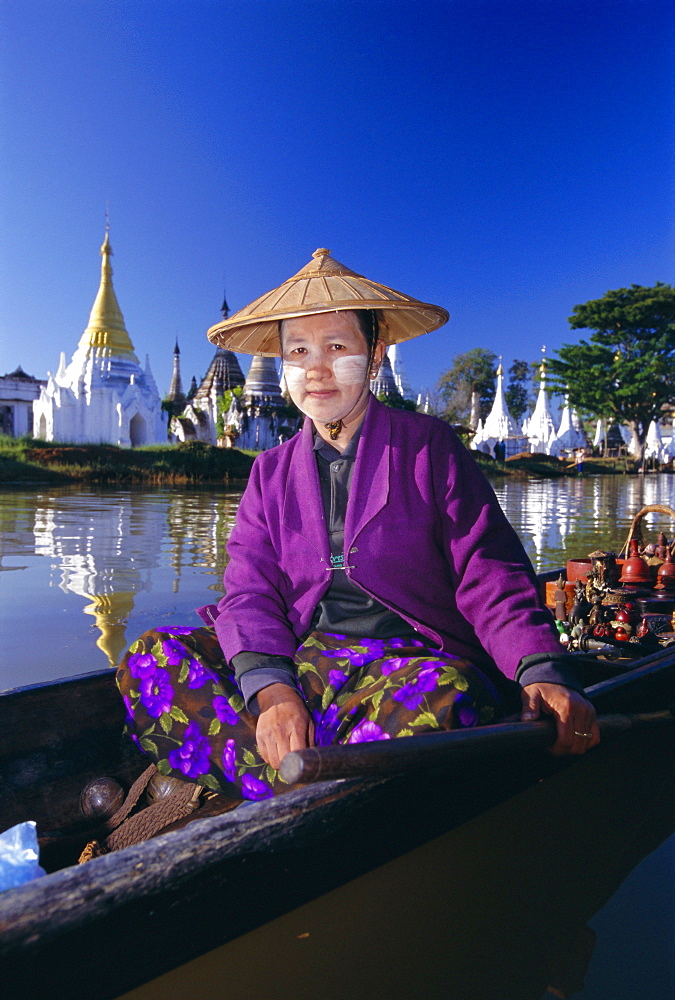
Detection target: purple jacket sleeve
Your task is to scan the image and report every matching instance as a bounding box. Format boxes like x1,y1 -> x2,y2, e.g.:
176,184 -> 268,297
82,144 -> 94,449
432,425 -> 563,680
214,457 -> 302,663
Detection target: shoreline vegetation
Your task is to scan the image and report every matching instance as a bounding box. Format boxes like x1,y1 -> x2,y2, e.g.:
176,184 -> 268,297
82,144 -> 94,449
0,438 -> 255,486
0,436 -> 669,486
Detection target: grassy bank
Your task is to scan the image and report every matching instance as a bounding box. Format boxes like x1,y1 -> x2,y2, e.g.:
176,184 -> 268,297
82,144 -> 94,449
0,437 -> 255,485
1,437 -> 665,487
474,451 -> 661,478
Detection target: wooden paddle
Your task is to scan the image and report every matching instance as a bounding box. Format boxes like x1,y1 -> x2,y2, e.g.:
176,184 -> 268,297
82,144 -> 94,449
279,649 -> 675,784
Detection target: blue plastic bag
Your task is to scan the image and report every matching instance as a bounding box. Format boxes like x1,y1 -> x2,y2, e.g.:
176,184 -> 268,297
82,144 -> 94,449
0,821 -> 46,891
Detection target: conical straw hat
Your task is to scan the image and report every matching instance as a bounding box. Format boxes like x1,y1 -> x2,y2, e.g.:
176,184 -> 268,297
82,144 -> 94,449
207,248 -> 449,356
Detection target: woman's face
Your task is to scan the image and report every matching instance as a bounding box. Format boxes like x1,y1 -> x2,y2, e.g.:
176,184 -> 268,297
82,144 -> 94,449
281,312 -> 381,426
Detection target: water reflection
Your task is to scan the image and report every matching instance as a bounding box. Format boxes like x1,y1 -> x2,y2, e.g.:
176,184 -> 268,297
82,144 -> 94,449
493,474 -> 674,570
0,487 -> 241,687
0,476 -> 673,689
1,477 -> 673,997
32,493 -> 164,666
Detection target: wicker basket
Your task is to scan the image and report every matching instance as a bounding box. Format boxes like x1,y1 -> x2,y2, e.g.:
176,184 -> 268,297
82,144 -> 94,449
618,504 -> 675,558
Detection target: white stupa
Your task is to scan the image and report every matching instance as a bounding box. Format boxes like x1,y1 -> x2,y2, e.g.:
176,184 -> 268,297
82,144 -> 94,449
644,420 -> 665,461
472,360 -> 527,457
523,349 -> 558,454
387,344 -> 415,400
550,395 -> 587,455
34,227 -> 166,446
593,418 -> 606,450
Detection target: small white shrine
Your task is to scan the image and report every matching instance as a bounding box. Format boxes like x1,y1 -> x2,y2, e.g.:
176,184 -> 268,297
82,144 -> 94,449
644,420 -> 670,463
33,228 -> 166,446
0,367 -> 45,437
550,396 -> 587,456
472,360 -> 527,457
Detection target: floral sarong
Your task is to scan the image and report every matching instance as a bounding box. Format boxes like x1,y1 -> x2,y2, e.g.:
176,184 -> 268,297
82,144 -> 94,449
116,628 -> 510,802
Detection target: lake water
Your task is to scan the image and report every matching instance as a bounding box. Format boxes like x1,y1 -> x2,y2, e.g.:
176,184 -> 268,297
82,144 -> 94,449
1,473 -> 673,998
2,473 -> 674,691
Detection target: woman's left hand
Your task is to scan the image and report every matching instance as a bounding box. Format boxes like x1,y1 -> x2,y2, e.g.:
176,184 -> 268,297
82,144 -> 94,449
520,683 -> 600,756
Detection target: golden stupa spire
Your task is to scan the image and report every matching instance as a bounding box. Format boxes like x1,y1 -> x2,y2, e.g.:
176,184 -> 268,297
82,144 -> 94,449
83,591 -> 135,666
77,220 -> 138,360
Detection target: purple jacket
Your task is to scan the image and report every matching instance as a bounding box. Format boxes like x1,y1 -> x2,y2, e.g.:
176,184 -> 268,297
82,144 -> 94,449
210,396 -> 562,682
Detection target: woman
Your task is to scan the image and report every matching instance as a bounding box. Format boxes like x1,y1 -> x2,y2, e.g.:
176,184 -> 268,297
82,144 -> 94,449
117,249 -> 598,803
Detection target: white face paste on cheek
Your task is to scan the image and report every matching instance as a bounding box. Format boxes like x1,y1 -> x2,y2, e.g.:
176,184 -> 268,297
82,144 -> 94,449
281,363 -> 307,392
332,354 -> 369,384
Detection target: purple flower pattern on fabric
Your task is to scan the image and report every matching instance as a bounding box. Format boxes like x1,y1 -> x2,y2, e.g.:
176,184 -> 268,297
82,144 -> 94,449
324,646 -> 383,668
241,774 -> 274,800
213,695 -> 239,726
119,627 -> 492,800
122,694 -> 141,746
139,668 -> 174,718
454,693 -> 478,728
348,720 -> 391,744
128,651 -> 158,679
162,638 -> 188,666
222,738 -> 237,782
392,665 -> 440,710
186,658 -> 215,689
167,721 -> 212,778
314,703 -> 341,746
381,656 -> 415,676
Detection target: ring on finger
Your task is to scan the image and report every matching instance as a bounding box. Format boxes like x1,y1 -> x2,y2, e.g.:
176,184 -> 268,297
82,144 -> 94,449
573,730 -> 593,738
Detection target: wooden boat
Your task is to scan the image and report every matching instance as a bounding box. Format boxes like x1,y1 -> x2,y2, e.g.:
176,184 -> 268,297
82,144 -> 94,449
1,597 -> 673,999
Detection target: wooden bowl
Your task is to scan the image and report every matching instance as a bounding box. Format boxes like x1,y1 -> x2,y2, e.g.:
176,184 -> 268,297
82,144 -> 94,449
566,558 -> 592,583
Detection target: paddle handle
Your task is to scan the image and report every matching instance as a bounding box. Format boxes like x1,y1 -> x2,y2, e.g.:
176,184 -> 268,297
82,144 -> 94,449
279,711 -> 672,784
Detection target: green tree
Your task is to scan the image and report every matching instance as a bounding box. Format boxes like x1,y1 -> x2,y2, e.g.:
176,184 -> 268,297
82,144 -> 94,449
548,283 -> 675,461
504,359 -> 532,423
377,389 -> 417,411
215,386 -> 243,439
437,348 -> 497,426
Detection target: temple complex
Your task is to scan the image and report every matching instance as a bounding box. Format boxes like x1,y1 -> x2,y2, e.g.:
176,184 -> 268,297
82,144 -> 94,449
33,228 -> 166,446
219,355 -> 290,450
170,349 -> 293,448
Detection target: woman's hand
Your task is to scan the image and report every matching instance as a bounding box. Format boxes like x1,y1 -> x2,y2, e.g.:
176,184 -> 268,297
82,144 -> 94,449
255,683 -> 315,770
521,683 -> 600,756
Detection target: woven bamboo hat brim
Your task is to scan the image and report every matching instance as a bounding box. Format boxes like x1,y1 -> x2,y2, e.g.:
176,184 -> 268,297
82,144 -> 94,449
207,248 -> 449,356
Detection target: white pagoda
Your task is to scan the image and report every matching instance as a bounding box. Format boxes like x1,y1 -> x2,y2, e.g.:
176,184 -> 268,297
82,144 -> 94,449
550,396 -> 587,455
644,420 -> 665,462
34,228 -> 166,446
523,350 -> 558,454
387,344 -> 415,400
593,418 -> 606,450
472,360 -> 527,457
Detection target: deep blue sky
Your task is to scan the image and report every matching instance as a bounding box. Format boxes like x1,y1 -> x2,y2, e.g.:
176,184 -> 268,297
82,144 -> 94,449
1,0 -> 673,401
